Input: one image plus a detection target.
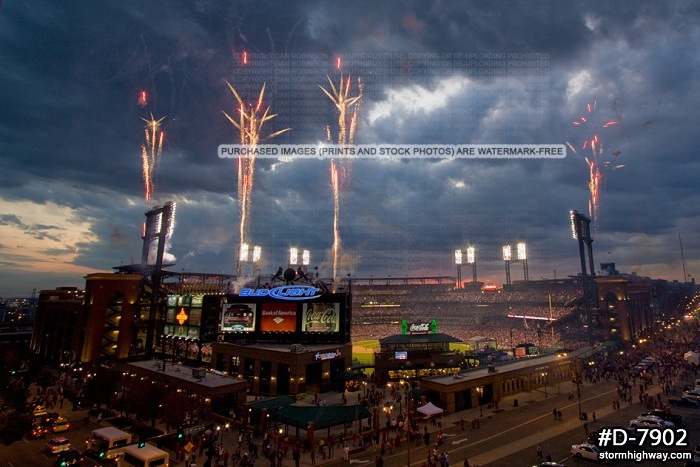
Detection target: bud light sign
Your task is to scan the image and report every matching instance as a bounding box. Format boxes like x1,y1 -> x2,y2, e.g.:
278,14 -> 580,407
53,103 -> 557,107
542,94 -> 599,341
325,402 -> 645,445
239,286 -> 321,301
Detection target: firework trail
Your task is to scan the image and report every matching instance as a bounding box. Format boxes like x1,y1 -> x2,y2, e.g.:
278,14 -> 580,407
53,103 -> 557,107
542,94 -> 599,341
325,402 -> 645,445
141,112 -> 166,203
223,82 -> 290,275
566,100 -> 622,233
320,70 -> 363,284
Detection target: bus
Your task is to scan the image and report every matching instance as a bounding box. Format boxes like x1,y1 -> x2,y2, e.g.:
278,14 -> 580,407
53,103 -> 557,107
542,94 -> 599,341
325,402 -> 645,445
119,443 -> 169,467
90,427 -> 132,459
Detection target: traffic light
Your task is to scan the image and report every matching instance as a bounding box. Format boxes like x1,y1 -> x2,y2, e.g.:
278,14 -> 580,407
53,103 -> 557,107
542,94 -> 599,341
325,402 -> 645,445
99,451 -> 106,459
139,441 -> 146,448
177,426 -> 184,439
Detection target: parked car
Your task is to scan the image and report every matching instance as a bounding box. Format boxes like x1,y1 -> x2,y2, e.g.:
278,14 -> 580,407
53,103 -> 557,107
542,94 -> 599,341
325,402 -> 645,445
32,405 -> 48,417
51,417 -> 70,433
46,437 -> 71,455
641,410 -> 683,427
683,390 -> 700,401
629,415 -> 675,429
669,397 -> 700,408
571,444 -> 602,461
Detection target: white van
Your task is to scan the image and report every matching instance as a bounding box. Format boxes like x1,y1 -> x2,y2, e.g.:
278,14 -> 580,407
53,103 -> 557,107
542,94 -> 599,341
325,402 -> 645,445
90,427 -> 132,459
119,443 -> 169,467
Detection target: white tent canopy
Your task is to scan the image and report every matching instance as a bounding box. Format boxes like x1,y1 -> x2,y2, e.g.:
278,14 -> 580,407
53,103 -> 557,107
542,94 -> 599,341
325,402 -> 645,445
684,351 -> 699,366
416,402 -> 443,418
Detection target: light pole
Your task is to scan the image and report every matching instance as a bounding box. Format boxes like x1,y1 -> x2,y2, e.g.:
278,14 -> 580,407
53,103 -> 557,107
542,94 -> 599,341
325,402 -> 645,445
467,246 -> 477,283
517,242 -> 529,281
542,372 -> 548,398
454,249 -> 463,289
503,245 -> 512,285
476,386 -> 484,417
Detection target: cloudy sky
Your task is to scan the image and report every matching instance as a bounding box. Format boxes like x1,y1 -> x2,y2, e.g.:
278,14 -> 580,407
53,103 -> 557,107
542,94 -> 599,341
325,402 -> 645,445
0,0 -> 699,296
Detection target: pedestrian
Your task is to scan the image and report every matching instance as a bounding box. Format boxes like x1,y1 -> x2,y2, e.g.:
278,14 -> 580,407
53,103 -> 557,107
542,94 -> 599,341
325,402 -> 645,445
463,458 -> 470,467
536,444 -> 542,458
592,410 -> 596,422
584,422 -> 588,434
552,408 -> 557,420
293,447 -> 301,467
546,453 -> 552,462
343,444 -> 350,461
311,447 -> 316,465
223,450 -> 230,467
459,417 -> 465,431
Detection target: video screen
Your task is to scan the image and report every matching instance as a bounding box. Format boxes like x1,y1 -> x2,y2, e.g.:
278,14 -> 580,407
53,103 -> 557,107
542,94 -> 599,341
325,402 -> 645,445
221,303 -> 257,332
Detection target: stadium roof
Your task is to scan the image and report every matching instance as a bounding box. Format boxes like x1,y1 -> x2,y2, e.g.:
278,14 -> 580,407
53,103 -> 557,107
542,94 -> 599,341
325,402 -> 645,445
379,333 -> 462,345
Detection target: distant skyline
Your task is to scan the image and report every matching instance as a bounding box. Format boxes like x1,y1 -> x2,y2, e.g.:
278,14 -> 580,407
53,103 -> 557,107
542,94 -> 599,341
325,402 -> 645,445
0,1 -> 698,296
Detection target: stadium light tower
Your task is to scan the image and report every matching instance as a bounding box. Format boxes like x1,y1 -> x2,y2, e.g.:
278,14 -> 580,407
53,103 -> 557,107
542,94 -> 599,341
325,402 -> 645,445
467,245 -> 477,283
517,242 -> 529,281
570,210 -> 595,345
503,245 -> 512,285
454,249 -> 463,289
239,243 -> 250,263
289,247 -> 311,272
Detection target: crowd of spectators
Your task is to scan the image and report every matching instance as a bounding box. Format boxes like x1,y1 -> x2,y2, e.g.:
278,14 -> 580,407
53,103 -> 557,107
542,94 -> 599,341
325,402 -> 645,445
351,282 -> 585,350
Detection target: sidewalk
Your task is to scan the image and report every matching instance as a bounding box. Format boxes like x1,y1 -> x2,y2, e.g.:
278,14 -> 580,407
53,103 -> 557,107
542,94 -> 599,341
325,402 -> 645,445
168,380 -> 578,467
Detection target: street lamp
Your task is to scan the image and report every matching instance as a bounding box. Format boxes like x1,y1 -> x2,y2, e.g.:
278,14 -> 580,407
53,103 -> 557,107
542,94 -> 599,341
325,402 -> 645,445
541,372 -> 548,398
476,386 -> 484,417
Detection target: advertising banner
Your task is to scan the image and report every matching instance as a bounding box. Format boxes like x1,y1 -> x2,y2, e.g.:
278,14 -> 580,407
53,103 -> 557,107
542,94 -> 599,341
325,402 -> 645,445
260,302 -> 298,332
221,303 -> 257,332
302,302 -> 340,333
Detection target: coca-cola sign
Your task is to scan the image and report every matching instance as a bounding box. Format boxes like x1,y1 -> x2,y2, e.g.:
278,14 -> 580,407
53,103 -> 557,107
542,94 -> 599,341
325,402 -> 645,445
409,323 -> 430,334
302,303 -> 340,333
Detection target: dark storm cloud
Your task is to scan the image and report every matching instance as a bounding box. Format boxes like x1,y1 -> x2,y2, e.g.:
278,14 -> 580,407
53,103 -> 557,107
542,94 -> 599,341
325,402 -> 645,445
1,0 -> 699,294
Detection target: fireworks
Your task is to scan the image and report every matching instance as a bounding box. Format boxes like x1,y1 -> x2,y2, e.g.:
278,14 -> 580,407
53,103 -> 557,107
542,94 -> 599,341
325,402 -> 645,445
138,90 -> 148,107
567,100 -> 622,233
140,112 -> 166,203
320,72 -> 363,284
223,82 -> 290,274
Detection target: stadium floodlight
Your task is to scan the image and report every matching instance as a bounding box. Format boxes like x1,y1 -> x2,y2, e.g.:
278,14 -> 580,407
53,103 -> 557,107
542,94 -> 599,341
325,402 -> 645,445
454,249 -> 463,265
467,246 -> 475,265
289,247 -> 299,266
252,245 -> 262,263
571,210 -> 579,239
517,242 -> 527,261
239,243 -> 250,262
502,245 -> 512,261
302,249 -> 310,266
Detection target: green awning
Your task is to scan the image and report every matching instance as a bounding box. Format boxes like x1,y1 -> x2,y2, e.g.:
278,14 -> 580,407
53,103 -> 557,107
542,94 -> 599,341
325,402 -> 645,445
271,404 -> 371,430
247,395 -> 295,411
